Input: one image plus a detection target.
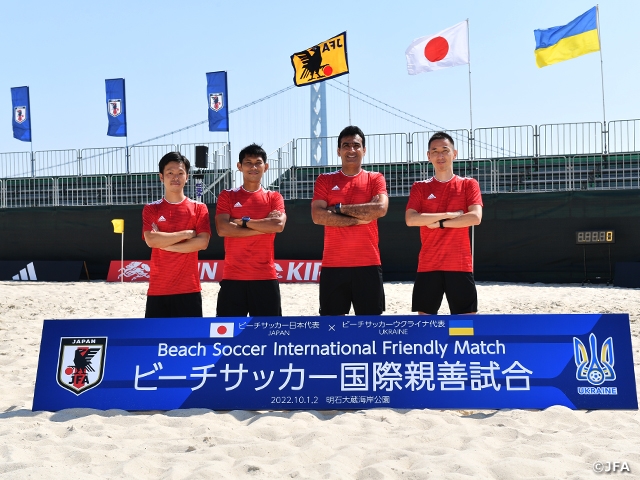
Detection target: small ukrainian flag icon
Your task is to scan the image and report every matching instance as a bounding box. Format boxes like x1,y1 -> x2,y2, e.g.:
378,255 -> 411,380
449,319 -> 474,336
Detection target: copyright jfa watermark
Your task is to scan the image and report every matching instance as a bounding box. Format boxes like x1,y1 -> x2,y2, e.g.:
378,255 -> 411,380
593,461 -> 631,474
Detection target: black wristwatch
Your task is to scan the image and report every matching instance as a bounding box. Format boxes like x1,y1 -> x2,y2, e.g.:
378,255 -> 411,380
439,219 -> 446,229
335,203 -> 342,214
242,216 -> 250,228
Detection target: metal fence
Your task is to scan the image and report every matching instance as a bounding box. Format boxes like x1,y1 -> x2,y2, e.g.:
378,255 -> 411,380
412,130 -> 470,161
2,120 -> 640,180
58,175 -> 110,206
0,171 -> 232,209
538,122 -> 604,156
80,147 -> 128,176
473,126 -> 536,159
3,120 -> 640,208
34,149 -> 80,177
0,151 -> 33,178
292,133 -> 408,167
264,141 -> 294,195
4,177 -> 57,208
608,119 -> 640,153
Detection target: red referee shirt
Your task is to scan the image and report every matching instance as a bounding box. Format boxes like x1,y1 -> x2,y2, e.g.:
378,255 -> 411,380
216,187 -> 285,280
142,197 -> 211,296
312,169 -> 387,267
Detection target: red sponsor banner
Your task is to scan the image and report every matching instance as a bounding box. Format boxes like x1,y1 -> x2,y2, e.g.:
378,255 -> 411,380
107,260 -> 322,283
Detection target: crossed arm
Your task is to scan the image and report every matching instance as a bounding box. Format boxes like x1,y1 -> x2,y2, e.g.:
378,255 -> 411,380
215,210 -> 287,237
405,204 -> 483,229
311,194 -> 389,227
144,224 -> 210,253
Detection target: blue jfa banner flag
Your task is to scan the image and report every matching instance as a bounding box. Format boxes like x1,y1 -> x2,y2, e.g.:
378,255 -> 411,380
206,71 -> 229,132
105,78 -> 127,137
11,86 -> 32,142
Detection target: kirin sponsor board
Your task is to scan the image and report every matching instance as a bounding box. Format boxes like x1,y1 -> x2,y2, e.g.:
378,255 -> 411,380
107,260 -> 323,283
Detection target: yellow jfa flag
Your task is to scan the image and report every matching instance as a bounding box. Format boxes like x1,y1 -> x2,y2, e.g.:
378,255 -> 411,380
111,219 -> 124,234
290,32 -> 349,87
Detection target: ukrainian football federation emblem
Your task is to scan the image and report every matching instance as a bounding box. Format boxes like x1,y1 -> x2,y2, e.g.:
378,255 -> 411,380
108,99 -> 122,117
209,93 -> 224,112
14,106 -> 27,124
574,333 -> 615,386
57,337 -> 107,395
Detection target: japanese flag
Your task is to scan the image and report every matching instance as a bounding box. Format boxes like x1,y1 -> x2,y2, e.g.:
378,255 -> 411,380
405,21 -> 469,75
210,322 -> 234,338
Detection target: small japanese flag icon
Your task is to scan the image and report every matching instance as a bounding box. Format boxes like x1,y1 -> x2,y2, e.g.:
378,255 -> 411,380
210,322 -> 234,338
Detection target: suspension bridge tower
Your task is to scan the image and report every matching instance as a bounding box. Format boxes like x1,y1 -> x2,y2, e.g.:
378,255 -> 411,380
310,82 -> 328,165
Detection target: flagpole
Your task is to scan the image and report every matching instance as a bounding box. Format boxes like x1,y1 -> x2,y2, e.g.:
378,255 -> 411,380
348,74 -> 352,125
30,141 -> 34,178
120,231 -> 124,283
466,18 -> 476,270
596,5 -> 607,153
28,87 -> 35,177
227,73 -> 231,158
466,19 -> 474,152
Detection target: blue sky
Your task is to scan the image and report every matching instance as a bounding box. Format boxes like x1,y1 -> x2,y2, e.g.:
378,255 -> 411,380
0,0 -> 637,156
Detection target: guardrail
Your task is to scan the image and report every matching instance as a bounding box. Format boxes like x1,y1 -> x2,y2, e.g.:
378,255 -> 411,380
1,152 -> 638,208
2,122 -> 640,207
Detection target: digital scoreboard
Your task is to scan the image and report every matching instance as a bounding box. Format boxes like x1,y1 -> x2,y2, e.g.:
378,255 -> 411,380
575,230 -> 615,245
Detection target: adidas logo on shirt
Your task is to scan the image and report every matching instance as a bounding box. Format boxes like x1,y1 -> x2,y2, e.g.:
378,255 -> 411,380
427,194 -> 436,200
234,202 -> 242,207
158,216 -> 167,222
332,185 -> 340,190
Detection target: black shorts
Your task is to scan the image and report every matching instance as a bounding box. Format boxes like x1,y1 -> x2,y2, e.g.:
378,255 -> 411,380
412,271 -> 477,314
319,266 -> 385,316
145,292 -> 203,318
216,279 -> 282,317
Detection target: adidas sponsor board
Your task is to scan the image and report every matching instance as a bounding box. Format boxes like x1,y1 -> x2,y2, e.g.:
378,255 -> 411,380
0,261 -> 83,281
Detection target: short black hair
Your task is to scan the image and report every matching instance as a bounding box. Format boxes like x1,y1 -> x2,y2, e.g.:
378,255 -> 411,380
428,131 -> 455,149
239,143 -> 267,163
159,151 -> 190,174
338,125 -> 366,148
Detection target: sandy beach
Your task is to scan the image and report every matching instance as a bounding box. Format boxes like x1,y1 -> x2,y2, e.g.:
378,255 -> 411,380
1,281 -> 638,479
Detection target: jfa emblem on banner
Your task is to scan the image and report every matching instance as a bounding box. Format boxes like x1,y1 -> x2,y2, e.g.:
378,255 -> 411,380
291,32 -> 349,87
14,106 -> 27,124
57,337 -> 107,395
108,99 -> 122,117
573,333 -> 616,386
209,93 -> 224,112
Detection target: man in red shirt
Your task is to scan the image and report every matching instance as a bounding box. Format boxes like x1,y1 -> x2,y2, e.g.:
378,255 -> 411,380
215,143 -> 286,317
405,132 -> 483,314
142,152 -> 211,318
311,126 -> 389,315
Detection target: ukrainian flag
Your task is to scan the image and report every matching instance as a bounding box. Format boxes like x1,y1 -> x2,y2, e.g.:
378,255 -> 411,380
449,319 -> 474,336
534,7 -> 600,68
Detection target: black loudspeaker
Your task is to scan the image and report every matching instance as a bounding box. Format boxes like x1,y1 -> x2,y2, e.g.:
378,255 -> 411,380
195,145 -> 208,169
